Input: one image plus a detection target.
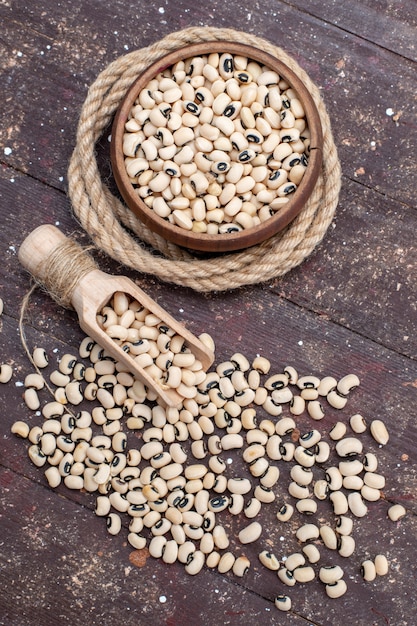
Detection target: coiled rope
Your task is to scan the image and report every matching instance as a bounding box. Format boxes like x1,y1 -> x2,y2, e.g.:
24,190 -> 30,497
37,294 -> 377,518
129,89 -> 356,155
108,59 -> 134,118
68,27 -> 341,292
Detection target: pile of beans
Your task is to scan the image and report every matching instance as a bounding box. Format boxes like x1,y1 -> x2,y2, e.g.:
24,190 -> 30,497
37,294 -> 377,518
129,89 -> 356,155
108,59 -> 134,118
5,295 -> 406,613
96,291 -> 207,400
122,52 -> 310,234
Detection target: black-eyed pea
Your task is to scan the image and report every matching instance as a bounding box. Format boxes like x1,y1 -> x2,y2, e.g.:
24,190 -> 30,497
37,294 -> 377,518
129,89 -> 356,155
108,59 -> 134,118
184,549 -> 205,575
313,480 -> 329,501
307,400 -> 325,420
33,347 -> 49,369
329,422 -> 346,441
59,353 -> 78,376
296,498 -> 317,516
160,539 -> 178,564
260,465 -> 280,488
245,498 -> 262,519
289,394 -> 305,416
374,554 -> 389,576
361,485 -> 381,502
238,521 -> 262,544
24,387 -> 41,410
350,413 -> 367,434
233,555 -> 250,577
275,595 -> 292,612
56,434 -> 75,453
327,389 -> 348,410
363,471 -> 385,490
259,550 -> 280,571
299,429 -> 321,449
337,373 -> 360,396
106,512 -> 122,536
217,551 -> 235,573
319,565 -> 344,585
361,559 -> 377,582
28,426 -> 43,445
28,444 -> 47,467
370,419 -> 389,445
290,465 -> 313,486
276,503 -> 294,522
212,525 -> 230,550
278,568 -> 296,587
228,493 -> 244,516
348,492 -> 368,518
40,433 -> 57,456
280,442 -> 296,463
64,474 -> 84,490
149,535 -> 167,559
293,446 -> 315,468
315,441 -> 331,464
24,372 -> 45,390
343,475 -> 364,491
388,503 -> 406,522
339,459 -> 363,477
44,465 -> 61,488
169,524 -> 185,546
220,433 -> 244,450
284,552 -> 305,571
248,457 -> 269,478
295,523 -> 319,543
335,437 -> 363,458
42,401 -> 65,419
275,417 -> 296,436
317,376 -> 337,396
52,449 -> 70,469
326,579 -> 347,598
320,526 -> 338,550
265,434 -> 282,461
205,551 -> 221,569
177,541 -> 196,565
242,442 -> 265,463
302,544 -> 321,564
128,533 -> 147,550
254,485 -> 275,504
337,534 -> 355,558
329,491 -> 349,515
11,420 -> 30,438
271,387 -> 293,404
326,467 -> 343,491
335,515 -> 353,536
293,565 -> 315,583
253,386 -> 268,405
246,429 -> 268,446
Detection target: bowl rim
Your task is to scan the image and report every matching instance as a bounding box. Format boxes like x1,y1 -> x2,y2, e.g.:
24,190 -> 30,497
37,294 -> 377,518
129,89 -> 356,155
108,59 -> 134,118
111,41 -> 323,253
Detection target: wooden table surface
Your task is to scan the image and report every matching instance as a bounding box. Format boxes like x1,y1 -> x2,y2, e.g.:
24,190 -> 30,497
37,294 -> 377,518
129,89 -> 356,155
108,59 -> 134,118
1,2 -> 416,625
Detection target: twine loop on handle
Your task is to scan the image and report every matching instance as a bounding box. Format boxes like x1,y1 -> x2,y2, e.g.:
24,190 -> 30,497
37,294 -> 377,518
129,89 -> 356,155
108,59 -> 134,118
68,27 -> 341,292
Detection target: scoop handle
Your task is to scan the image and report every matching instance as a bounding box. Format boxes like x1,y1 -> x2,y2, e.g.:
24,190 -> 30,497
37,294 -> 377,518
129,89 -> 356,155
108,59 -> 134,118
19,224 -> 98,309
19,224 -> 78,281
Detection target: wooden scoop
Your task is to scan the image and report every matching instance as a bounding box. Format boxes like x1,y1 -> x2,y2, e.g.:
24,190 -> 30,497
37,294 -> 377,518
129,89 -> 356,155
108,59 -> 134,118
18,224 -> 214,407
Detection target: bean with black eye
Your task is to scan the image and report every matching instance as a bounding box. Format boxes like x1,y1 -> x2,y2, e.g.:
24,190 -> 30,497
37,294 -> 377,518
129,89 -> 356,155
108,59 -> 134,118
276,503 -> 294,522
259,550 -> 280,571
233,556 -> 250,577
278,568 -> 296,587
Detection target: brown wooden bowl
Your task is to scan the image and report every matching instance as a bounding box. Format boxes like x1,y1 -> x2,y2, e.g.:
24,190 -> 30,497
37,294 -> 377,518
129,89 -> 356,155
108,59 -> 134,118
111,41 -> 323,253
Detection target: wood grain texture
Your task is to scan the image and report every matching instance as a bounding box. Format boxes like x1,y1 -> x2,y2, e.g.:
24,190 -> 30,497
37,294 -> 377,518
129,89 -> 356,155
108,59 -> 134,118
285,0 -> 417,62
0,1 -> 416,624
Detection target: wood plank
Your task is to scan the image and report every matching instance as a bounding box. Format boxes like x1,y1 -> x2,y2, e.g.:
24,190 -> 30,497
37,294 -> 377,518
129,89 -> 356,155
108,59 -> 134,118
1,3 -> 416,624
1,2 -> 416,206
2,469 -> 304,626
2,155 -> 415,362
286,0 -> 417,62
1,237 -> 416,620
1,312 -> 416,624
271,177 -> 417,360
